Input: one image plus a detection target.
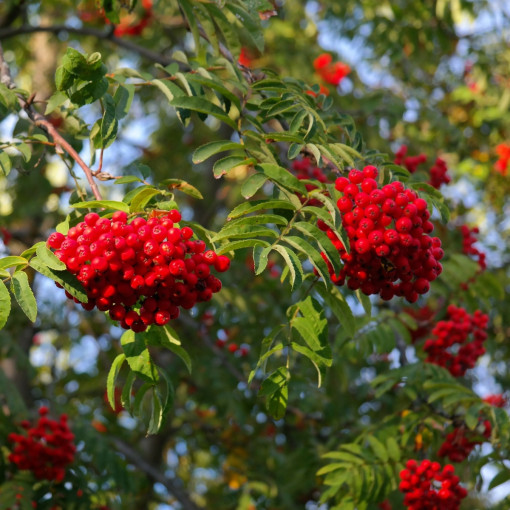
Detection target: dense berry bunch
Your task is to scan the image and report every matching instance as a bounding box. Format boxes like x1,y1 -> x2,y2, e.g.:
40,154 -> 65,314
438,420 -> 491,462
320,166 -> 444,302
47,210 -> 230,332
291,157 -> 330,206
459,225 -> 487,271
483,394 -> 507,407
8,407 -> 75,482
313,53 -> 351,86
399,460 -> 467,510
395,146 -> 450,189
423,305 -> 488,376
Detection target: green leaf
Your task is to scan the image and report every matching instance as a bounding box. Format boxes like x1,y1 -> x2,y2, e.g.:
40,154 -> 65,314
0,152 -> 12,177
213,156 -> 256,178
272,245 -> 303,289
121,371 -> 136,412
155,326 -> 192,374
121,330 -> 159,383
35,245 -> 66,270
129,187 -> 162,212
192,140 -> 245,164
101,93 -> 118,149
114,83 -> 135,120
216,239 -> 270,255
11,271 -> 37,322
259,367 -> 289,420
71,200 -> 130,212
386,437 -> 401,462
107,354 -> 126,411
367,436 -> 388,462
283,236 -> 330,285
115,175 -> 143,184
355,289 -> 372,317
211,225 -> 278,243
292,221 -> 342,275
228,199 -> 297,219
170,96 -> 237,129
45,91 -> 68,115
0,280 -> 11,330
178,0 -> 202,53
147,388 -> 163,435
0,256 -> 28,270
256,163 -> 308,195
253,245 -> 270,275
488,469 -> 510,490
204,3 -> 241,59
241,173 -> 268,198
161,179 -> 203,199
15,142 -> 31,162
30,257 -> 88,303
316,286 -> 356,338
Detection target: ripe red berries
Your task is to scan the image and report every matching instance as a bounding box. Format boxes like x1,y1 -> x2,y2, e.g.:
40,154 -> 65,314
47,211 -> 229,332
321,166 -> 444,302
8,407 -> 75,482
399,459 -> 467,509
423,305 -> 488,376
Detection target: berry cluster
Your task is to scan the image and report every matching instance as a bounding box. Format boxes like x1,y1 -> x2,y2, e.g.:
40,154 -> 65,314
399,460 -> 467,510
320,166 -> 444,302
460,225 -> 487,272
8,407 -> 75,482
494,143 -> 510,176
238,47 -> 254,68
292,157 -> 330,206
313,53 -> 351,86
423,305 -> 488,377
483,394 -> 507,408
47,210 -> 230,332
438,420 -> 491,462
395,145 -> 451,189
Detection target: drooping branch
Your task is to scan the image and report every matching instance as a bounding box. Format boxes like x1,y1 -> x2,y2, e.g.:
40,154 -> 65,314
0,42 -> 103,200
0,24 -> 174,66
112,438 -> 201,510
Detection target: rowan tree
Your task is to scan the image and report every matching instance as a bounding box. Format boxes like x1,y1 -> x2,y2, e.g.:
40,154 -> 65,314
0,1 -> 510,509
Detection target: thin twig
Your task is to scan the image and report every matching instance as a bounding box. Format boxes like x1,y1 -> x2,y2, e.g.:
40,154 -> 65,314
0,24 -> 175,66
112,438 -> 201,510
0,42 -> 103,200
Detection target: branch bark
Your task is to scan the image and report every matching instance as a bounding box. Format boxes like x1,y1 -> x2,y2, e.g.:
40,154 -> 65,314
0,42 -> 103,200
0,24 -> 174,66
112,438 -> 201,510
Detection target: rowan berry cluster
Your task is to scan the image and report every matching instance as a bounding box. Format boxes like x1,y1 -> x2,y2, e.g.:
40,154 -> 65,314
438,420 -> 491,462
459,225 -> 486,272
313,53 -> 351,86
483,394 -> 507,407
8,407 -> 75,482
399,460 -> 467,510
423,305 -> 488,377
47,210 -> 230,332
395,146 -> 451,189
319,166 -> 444,302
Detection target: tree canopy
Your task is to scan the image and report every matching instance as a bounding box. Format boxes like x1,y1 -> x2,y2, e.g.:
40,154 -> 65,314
0,1 -> 510,509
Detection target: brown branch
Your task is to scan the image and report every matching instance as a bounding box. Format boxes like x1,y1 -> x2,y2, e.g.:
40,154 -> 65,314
0,42 -> 102,200
0,24 -> 174,66
112,438 -> 201,510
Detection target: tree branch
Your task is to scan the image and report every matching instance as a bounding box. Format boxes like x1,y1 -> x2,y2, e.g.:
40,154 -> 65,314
112,438 -> 201,510
0,24 -> 174,66
0,42 -> 103,200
